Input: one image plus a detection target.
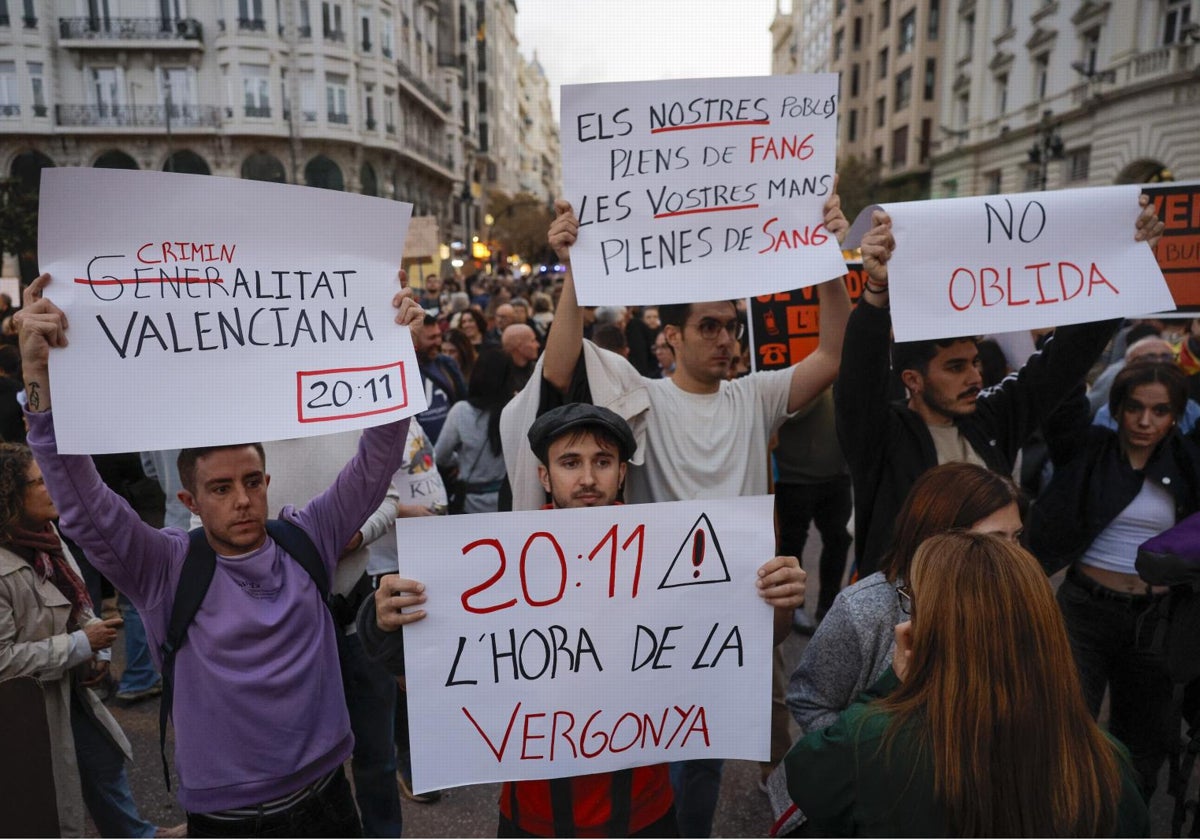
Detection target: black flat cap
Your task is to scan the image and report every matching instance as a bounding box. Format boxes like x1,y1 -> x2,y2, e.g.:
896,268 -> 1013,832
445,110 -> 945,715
527,403 -> 636,464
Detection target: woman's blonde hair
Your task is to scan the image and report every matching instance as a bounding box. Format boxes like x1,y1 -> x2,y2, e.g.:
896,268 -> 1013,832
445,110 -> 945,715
879,531 -> 1121,836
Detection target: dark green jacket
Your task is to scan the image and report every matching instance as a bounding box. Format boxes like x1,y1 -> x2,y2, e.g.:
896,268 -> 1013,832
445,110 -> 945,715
784,670 -> 1150,837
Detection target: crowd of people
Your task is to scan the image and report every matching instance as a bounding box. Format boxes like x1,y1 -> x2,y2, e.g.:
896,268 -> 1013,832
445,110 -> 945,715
1,180 -> 1197,838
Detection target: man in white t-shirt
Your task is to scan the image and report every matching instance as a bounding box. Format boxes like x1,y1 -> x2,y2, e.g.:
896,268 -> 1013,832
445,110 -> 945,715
531,192 -> 851,837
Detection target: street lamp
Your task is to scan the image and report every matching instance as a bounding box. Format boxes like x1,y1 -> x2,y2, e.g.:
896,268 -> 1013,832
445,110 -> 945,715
1027,109 -> 1064,191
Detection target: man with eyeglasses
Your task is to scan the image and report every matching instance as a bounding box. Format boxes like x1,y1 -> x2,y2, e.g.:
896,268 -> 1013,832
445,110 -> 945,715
499,192 -> 850,838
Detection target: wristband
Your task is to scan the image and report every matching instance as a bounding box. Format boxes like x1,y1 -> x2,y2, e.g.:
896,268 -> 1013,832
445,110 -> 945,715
864,281 -> 888,295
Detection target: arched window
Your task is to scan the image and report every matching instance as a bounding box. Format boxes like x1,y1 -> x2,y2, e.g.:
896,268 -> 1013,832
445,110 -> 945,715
163,150 -> 211,175
9,150 -> 55,192
304,155 -> 344,191
94,150 -> 139,169
241,152 -> 287,183
360,162 -> 378,196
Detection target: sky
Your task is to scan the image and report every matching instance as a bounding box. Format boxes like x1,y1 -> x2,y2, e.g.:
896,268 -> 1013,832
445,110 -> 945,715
515,0 -> 781,120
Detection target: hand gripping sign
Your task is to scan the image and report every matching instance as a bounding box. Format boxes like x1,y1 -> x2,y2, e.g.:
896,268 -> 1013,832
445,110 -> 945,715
561,74 -> 849,306
398,497 -> 775,794
38,168 -> 425,454
843,185 -> 1174,342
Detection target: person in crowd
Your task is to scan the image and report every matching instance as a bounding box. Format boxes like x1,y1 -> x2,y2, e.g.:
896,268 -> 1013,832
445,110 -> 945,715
786,462 -> 1023,735
485,302 -> 517,347
16,271 -> 425,837
625,307 -> 660,377
1091,336 -> 1200,433
413,313 -> 467,445
652,331 -> 675,380
837,199 -> 1165,578
592,323 -> 630,358
434,349 -> 512,514
0,442 -> 176,838
773,387 -> 851,625
515,191 -> 850,838
1030,360 -> 1200,799
502,323 -> 541,393
417,277 -> 443,311
0,344 -> 25,442
358,403 -> 807,838
530,292 -> 555,341
450,308 -> 488,352
441,327 -> 478,383
786,531 -> 1150,837
1088,327 -> 1167,415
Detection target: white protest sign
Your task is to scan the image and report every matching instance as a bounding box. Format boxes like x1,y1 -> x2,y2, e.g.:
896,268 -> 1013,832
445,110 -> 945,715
400,496 -> 775,794
843,185 -> 1175,341
561,74 -> 847,306
38,168 -> 425,454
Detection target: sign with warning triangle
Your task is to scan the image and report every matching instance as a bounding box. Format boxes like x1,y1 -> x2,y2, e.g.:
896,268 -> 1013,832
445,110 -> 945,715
659,512 -> 732,589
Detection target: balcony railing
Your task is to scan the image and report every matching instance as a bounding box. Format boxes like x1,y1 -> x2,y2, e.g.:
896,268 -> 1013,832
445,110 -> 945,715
244,105 -> 271,118
59,16 -> 202,42
55,103 -> 221,128
382,45 -> 392,58
402,136 -> 455,172
23,15 -> 37,28
324,28 -> 346,42
0,105 -> 20,117
298,24 -> 312,37
396,61 -> 450,113
365,117 -> 377,130
328,111 -> 349,124
237,18 -> 266,32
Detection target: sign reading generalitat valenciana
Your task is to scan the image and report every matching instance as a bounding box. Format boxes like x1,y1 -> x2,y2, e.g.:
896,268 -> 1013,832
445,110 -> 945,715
400,497 -> 775,794
560,74 -> 849,306
38,168 -> 426,454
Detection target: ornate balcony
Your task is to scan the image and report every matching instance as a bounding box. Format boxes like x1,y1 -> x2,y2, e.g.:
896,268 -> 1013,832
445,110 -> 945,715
58,16 -> 203,46
55,103 -> 221,128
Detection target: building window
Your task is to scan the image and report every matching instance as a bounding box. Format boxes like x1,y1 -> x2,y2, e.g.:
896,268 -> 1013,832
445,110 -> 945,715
1002,0 -> 1014,30
928,0 -> 939,38
0,0 -> 8,27
919,117 -> 932,162
1163,0 -> 1192,44
1033,52 -> 1050,100
924,57 -> 936,100
326,73 -> 348,122
878,47 -> 888,78
876,95 -> 886,126
28,61 -> 44,116
985,169 -> 1002,194
322,1 -> 344,40
895,67 -> 912,110
956,91 -> 969,129
1024,166 -> 1041,191
363,88 -> 375,129
852,16 -> 862,49
994,73 -> 1008,116
20,0 -> 33,28
959,11 -> 974,59
874,145 -> 883,165
881,0 -> 890,28
384,89 -> 395,133
298,0 -> 311,36
300,71 -> 316,120
848,108 -> 858,141
237,0 -> 264,29
892,124 -> 909,167
899,10 -> 916,53
360,11 -> 371,51
850,63 -> 860,97
0,62 -> 17,117
242,64 -> 270,117
834,28 -> 844,59
381,13 -> 393,57
1081,27 -> 1100,74
1067,147 -> 1090,182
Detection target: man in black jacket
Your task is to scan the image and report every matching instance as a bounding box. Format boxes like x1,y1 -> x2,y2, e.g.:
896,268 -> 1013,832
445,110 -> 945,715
837,198 -> 1165,578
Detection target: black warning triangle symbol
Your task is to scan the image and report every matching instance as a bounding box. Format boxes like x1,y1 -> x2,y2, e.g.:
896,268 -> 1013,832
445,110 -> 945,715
659,512 -> 731,589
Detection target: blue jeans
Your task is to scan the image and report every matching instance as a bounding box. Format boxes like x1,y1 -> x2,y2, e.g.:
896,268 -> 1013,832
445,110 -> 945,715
669,759 -> 723,838
117,593 -> 160,694
70,693 -> 155,838
337,630 -> 402,837
1057,572 -> 1174,799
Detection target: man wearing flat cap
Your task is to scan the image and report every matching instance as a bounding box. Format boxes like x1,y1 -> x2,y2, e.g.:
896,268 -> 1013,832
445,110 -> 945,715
358,403 -> 806,838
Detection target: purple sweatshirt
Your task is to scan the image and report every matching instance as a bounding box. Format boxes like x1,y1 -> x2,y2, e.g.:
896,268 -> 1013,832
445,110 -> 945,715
27,411 -> 410,813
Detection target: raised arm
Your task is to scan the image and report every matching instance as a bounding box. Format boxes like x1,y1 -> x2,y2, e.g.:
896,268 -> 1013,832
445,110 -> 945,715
542,200 -> 585,393
786,191 -> 853,413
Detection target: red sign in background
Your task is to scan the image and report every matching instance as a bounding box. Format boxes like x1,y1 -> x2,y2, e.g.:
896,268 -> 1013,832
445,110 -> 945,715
747,259 -> 864,372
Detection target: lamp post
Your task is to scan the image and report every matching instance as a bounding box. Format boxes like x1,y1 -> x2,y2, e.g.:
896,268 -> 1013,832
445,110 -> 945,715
1027,109 -> 1064,191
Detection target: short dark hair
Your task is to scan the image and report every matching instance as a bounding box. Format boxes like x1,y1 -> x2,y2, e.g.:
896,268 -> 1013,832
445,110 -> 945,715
178,443 -> 266,494
592,324 -> 628,354
892,336 -> 979,376
657,301 -> 737,330
1108,360 -> 1188,421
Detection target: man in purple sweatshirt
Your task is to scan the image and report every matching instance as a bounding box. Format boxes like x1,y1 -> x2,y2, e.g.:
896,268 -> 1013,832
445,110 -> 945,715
17,272 -> 425,838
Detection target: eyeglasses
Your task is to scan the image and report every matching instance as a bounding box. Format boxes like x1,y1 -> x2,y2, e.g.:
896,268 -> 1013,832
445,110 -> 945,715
688,318 -> 744,342
897,583 -> 913,617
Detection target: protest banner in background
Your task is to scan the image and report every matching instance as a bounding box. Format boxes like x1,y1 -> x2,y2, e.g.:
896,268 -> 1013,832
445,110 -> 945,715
843,185 -> 1175,342
1146,180 -> 1200,314
400,497 -> 775,794
561,74 -> 848,306
38,168 -> 425,454
748,259 -> 864,372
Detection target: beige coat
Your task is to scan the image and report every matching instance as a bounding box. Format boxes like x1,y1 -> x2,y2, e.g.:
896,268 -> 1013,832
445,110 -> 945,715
0,538 -> 132,837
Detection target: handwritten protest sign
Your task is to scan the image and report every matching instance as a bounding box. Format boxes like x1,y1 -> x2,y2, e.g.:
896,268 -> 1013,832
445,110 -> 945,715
400,497 -> 775,793
38,168 -> 425,454
1146,180 -> 1200,314
843,185 -> 1175,341
561,74 -> 848,306
748,260 -> 865,371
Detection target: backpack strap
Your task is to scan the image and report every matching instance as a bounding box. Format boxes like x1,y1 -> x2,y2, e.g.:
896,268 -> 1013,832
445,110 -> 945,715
157,520 -> 327,790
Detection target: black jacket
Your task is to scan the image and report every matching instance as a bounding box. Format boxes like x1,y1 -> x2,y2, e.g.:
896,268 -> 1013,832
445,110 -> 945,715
1029,388 -> 1200,575
834,302 -> 1118,577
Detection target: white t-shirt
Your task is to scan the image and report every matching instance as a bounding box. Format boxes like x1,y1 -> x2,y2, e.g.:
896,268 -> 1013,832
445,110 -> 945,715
626,369 -> 794,503
1081,479 -> 1175,575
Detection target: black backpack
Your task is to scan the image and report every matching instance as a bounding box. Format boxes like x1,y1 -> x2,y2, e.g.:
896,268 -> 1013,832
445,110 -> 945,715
1137,513 -> 1200,837
157,520 -> 327,790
